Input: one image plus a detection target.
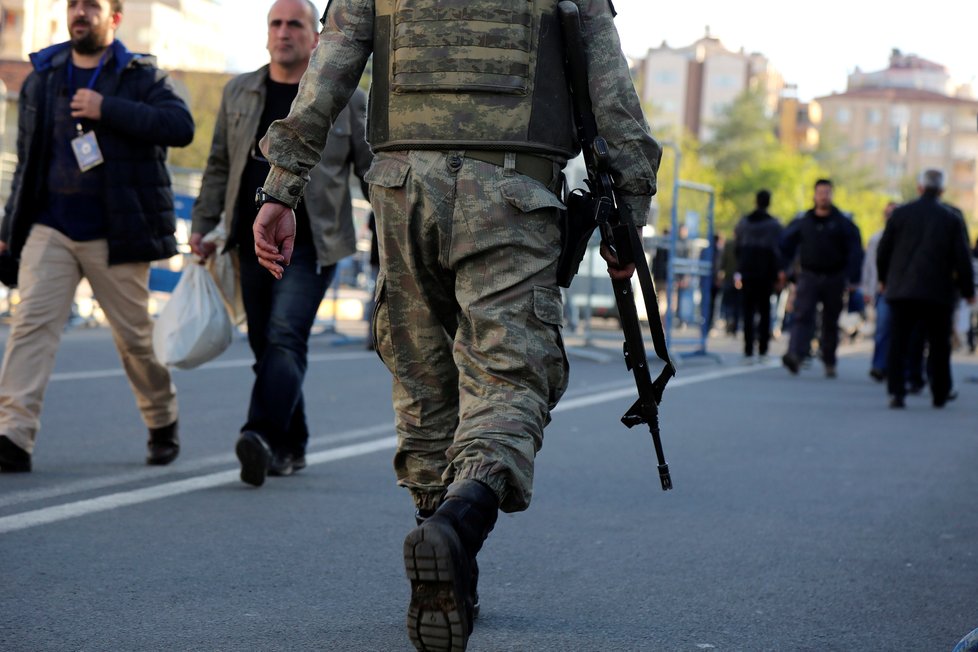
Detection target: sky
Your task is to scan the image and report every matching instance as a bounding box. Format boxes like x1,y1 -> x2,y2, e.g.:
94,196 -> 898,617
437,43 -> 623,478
225,0 -> 978,102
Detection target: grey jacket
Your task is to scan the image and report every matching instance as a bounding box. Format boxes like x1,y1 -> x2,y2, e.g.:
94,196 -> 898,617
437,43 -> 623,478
191,66 -> 372,267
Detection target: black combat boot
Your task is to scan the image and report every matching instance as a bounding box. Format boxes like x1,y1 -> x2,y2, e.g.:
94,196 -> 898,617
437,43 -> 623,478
146,421 -> 179,466
404,479 -> 499,652
415,507 -> 482,620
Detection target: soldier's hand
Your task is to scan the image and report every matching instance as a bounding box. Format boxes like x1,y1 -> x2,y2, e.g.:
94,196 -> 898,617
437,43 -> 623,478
189,233 -> 217,261
70,89 -> 103,120
600,243 -> 635,281
254,203 -> 296,279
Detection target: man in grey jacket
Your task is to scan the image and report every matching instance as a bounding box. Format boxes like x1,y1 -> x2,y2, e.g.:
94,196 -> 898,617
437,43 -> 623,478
190,0 -> 371,486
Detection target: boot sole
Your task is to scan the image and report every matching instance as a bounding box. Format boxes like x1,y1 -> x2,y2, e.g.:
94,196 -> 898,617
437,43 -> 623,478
235,434 -> 269,487
146,447 -> 179,466
404,524 -> 470,652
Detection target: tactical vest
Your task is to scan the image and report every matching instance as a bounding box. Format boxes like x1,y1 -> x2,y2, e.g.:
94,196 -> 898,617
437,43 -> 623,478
369,0 -> 579,158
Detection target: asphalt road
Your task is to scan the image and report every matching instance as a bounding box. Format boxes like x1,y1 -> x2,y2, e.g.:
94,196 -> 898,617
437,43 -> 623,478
1,325 -> 976,652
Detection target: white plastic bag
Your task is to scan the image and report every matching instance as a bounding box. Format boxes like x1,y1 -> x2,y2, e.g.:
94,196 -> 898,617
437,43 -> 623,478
152,262 -> 233,369
201,226 -> 246,326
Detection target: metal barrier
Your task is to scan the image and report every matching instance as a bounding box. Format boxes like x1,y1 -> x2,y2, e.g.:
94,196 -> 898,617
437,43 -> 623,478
660,143 -> 720,362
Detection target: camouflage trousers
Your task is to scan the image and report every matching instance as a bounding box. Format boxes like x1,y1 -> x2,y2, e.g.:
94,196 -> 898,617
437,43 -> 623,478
366,150 -> 570,513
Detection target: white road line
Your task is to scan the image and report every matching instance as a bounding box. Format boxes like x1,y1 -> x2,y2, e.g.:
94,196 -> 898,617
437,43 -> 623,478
49,351 -> 375,382
0,358 -> 814,534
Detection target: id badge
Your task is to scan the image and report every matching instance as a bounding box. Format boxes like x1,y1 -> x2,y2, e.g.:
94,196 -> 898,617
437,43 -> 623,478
71,130 -> 104,172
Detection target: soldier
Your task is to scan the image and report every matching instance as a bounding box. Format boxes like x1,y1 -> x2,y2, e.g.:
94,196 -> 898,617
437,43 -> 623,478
252,1 -> 660,650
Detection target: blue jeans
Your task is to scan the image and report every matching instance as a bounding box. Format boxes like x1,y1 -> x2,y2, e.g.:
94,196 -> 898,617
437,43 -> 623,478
872,293 -> 891,372
238,243 -> 334,456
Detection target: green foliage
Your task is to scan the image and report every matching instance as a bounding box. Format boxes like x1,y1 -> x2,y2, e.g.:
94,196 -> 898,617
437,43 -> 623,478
648,87 -> 894,245
167,70 -> 234,170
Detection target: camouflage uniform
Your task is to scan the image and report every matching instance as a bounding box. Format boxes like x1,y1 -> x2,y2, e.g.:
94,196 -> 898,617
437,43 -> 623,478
261,0 -> 659,513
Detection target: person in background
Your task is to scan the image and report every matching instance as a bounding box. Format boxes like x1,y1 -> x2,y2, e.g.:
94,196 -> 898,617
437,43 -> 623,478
734,189 -> 784,362
190,0 -> 371,487
863,201 -> 898,381
877,169 -> 975,408
780,179 -> 862,378
0,0 -> 192,472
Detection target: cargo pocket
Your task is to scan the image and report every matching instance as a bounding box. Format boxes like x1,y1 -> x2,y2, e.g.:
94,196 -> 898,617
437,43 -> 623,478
499,177 -> 565,212
364,156 -> 412,192
532,285 -> 570,412
371,272 -> 396,374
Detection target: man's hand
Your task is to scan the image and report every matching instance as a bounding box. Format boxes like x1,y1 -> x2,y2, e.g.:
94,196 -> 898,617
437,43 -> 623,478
254,202 -> 296,279
0,240 -> 7,254
599,243 -> 635,281
775,270 -> 787,292
189,233 -> 217,260
70,89 -> 103,120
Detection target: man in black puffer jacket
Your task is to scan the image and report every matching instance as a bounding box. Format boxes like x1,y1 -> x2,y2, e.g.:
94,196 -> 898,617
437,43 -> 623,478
0,0 -> 194,473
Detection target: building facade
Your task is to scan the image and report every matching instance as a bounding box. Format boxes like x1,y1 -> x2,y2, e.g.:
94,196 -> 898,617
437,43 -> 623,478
815,50 -> 978,219
635,29 -> 783,142
0,0 -> 227,72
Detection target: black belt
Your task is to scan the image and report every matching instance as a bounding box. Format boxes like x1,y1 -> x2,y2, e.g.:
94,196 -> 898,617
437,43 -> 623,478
463,150 -> 555,187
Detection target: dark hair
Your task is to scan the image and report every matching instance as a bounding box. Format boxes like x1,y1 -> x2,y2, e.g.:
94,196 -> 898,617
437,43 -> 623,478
756,189 -> 771,209
109,0 -> 123,12
814,178 -> 833,189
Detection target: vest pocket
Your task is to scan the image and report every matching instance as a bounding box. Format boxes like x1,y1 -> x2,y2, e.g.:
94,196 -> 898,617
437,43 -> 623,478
391,0 -> 533,94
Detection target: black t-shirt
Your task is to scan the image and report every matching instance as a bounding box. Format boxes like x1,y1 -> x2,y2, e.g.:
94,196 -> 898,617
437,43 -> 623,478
234,78 -> 313,256
36,65 -> 107,241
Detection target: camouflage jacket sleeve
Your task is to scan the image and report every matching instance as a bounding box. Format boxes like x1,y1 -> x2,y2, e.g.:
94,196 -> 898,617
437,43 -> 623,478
579,0 -> 661,226
261,0 -> 374,208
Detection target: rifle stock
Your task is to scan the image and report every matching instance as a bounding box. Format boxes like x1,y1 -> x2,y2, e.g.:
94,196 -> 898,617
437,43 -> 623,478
557,0 -> 676,491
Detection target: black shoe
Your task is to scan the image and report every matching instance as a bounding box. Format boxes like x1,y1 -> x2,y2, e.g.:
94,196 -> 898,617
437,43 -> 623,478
235,431 -> 271,487
268,451 -> 295,477
415,506 -> 481,620
292,455 -> 307,472
146,421 -> 179,466
0,435 -> 31,472
889,396 -> 905,409
933,391 -> 957,408
782,353 -> 800,375
907,381 -> 926,395
869,368 -> 885,382
405,481 -> 498,652
825,364 -> 837,378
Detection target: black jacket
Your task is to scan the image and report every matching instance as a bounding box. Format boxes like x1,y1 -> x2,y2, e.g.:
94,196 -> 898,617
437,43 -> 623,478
780,206 -> 862,283
0,40 -> 194,264
734,210 -> 783,283
877,193 -> 974,305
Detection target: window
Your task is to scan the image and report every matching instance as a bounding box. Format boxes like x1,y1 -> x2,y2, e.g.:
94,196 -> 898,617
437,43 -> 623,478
866,108 -> 882,125
920,111 -> 945,130
835,107 -> 851,124
890,105 -> 910,125
918,139 -> 944,156
654,70 -> 679,85
864,138 -> 879,151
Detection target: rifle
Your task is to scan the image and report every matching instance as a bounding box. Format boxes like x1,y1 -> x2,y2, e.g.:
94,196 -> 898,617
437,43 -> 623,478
556,0 -> 676,491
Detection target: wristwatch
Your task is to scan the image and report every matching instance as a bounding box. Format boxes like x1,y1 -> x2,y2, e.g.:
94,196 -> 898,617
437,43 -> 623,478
254,187 -> 288,210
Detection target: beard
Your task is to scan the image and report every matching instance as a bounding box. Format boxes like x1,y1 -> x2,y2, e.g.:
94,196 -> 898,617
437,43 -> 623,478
70,22 -> 110,55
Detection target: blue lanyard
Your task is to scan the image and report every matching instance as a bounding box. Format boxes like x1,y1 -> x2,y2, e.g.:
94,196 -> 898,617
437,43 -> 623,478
67,52 -> 109,133
67,52 -> 109,94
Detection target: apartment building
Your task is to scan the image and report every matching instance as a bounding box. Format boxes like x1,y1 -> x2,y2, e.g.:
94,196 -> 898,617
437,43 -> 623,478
0,0 -> 227,72
634,28 -> 783,142
815,50 -> 978,218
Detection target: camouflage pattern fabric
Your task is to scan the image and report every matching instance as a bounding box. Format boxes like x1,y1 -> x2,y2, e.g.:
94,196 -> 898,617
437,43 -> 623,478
367,150 -> 569,513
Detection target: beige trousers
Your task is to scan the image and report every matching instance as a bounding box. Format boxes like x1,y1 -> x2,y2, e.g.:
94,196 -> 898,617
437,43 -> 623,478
0,225 -> 178,453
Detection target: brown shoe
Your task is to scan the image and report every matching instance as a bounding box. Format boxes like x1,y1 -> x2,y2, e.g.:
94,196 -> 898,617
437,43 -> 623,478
146,421 -> 179,466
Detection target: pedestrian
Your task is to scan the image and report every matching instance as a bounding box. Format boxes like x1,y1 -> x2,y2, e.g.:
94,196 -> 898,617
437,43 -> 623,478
877,169 -> 975,408
0,0 -> 193,473
719,233 -> 742,335
734,189 -> 784,361
863,201 -> 898,381
252,1 -> 660,650
780,179 -> 862,377
190,0 -> 372,487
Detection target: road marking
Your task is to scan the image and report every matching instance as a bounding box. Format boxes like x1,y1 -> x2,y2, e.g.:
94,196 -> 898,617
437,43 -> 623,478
0,358 -> 813,534
49,351 -> 375,382
0,437 -> 397,535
